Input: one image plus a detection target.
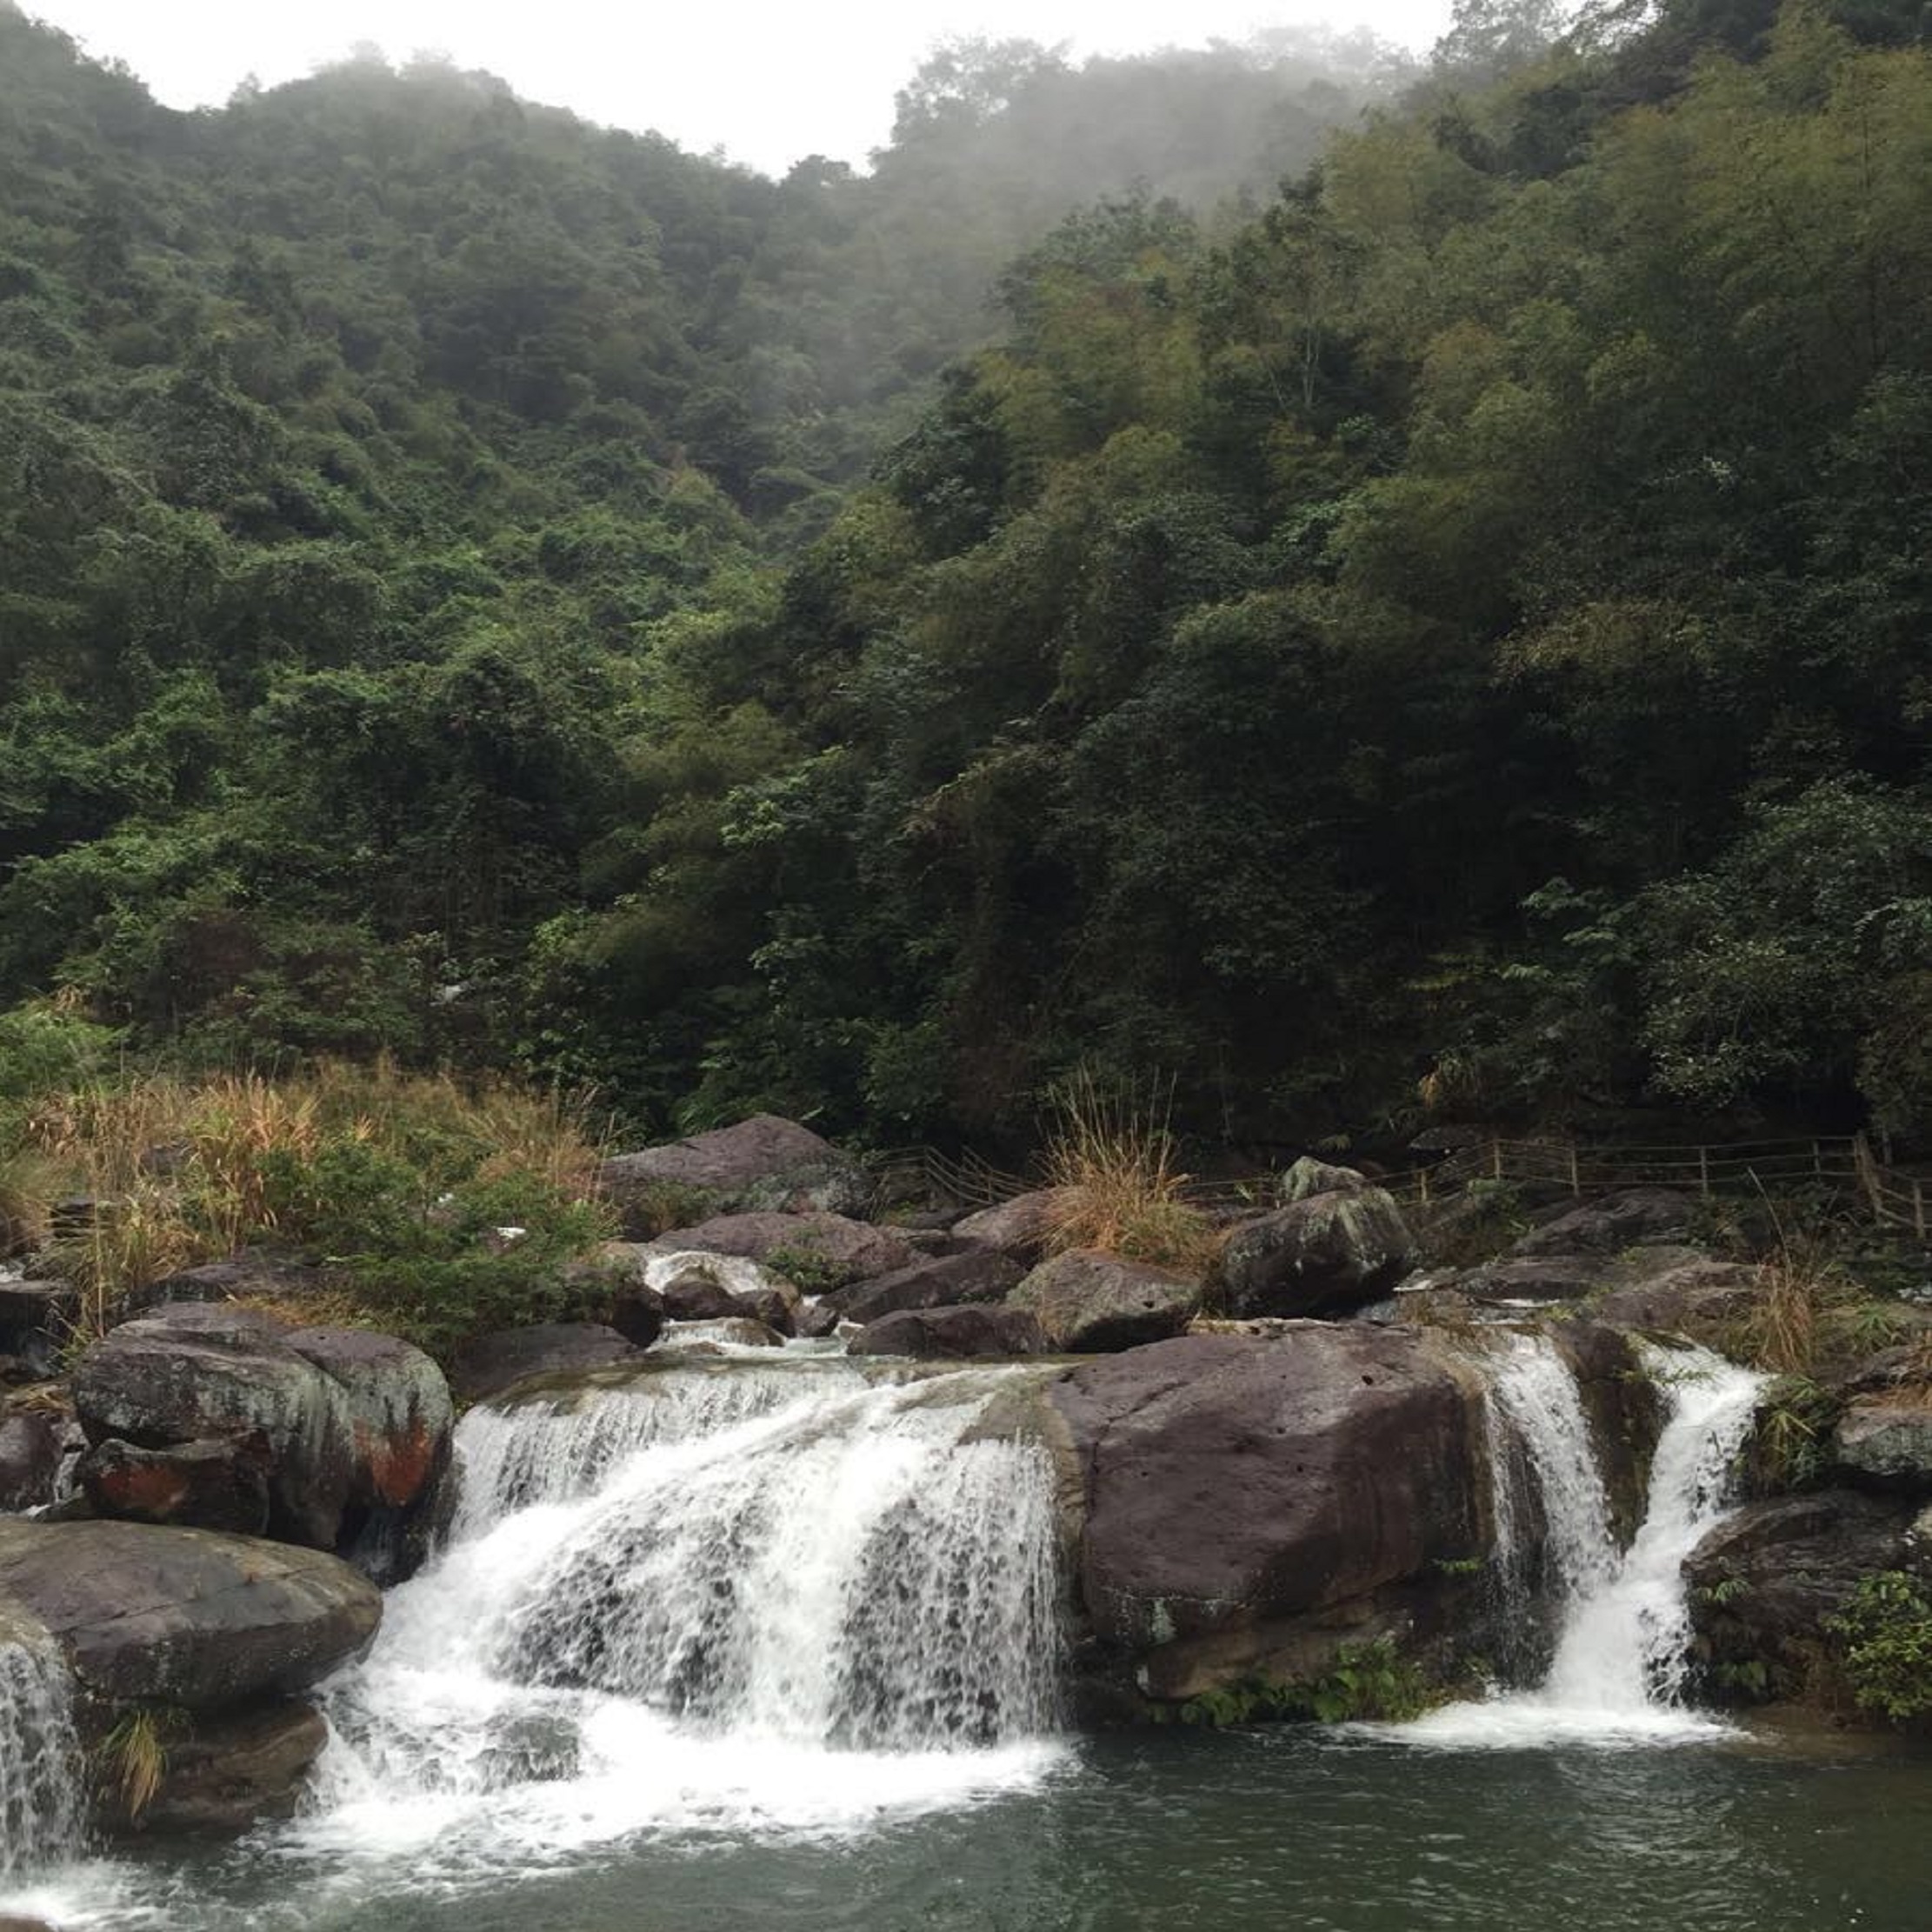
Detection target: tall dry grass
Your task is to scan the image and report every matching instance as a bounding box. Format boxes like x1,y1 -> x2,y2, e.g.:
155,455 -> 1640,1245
21,1058 -> 607,1342
1039,1071 -> 1220,1274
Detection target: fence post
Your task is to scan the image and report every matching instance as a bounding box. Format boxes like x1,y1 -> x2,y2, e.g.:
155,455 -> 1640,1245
1491,1141 -> 1503,1183
1419,1165 -> 1431,1207
1698,1146 -> 1710,1199
1812,1139 -> 1824,1181
1916,1180 -> 1927,1243
1568,1147 -> 1580,1197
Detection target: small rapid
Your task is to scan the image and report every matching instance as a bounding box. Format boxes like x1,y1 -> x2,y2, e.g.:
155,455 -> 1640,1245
295,1357 -> 1067,1877
0,1623 -> 83,1885
1404,1336 -> 1765,1749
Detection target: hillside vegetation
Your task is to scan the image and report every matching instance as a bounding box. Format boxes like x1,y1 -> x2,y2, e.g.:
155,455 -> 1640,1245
0,0 -> 1927,1155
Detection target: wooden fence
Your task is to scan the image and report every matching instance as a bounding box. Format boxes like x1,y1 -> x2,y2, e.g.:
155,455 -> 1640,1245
876,1131 -> 1930,1238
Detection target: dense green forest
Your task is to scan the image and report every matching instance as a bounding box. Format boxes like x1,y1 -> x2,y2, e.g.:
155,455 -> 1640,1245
0,0 -> 1928,1154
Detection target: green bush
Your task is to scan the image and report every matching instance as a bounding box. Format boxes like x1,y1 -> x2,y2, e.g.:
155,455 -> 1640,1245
1827,1572 -> 1932,1723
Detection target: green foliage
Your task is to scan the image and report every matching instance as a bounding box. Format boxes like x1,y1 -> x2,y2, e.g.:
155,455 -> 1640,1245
1,3 -> 1930,1158
761,1243 -> 853,1296
1169,1641 -> 1438,1728
1827,1572 -> 1932,1722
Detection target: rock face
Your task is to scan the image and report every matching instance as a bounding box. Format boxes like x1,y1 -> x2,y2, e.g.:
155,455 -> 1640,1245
448,1322 -> 640,1402
1833,1403 -> 1932,1489
0,1403 -> 71,1512
1008,1250 -> 1198,1353
1685,1490 -> 1920,1704
599,1114 -> 869,1232
0,1517 -> 380,1709
134,1700 -> 329,1835
643,1211 -> 916,1288
78,1436 -> 270,1536
1049,1328 -> 1486,1702
70,1306 -> 452,1576
829,1248 -> 1025,1327
127,1252 -> 343,1316
1511,1188 -> 1697,1257
849,1305 -> 1049,1360
952,1191 -> 1063,1264
0,1280 -> 67,1376
1210,1187 -> 1416,1319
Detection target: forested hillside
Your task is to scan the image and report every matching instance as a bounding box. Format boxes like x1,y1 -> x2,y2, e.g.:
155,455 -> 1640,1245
1,0 -> 1928,1153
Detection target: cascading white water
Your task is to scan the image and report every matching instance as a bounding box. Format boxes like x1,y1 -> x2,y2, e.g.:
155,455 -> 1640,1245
296,1359 -> 1065,1870
1405,1336 -> 1765,1749
0,1628 -> 83,1878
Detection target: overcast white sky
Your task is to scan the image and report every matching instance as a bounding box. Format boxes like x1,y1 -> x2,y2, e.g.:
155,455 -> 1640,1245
26,0 -> 1455,176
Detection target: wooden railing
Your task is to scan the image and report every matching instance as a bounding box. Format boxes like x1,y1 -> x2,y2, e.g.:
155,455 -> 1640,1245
874,1131 -> 1930,1236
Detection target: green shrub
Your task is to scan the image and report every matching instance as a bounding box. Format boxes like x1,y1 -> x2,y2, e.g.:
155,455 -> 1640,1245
1827,1572 -> 1932,1723
1168,1641 -> 1437,1729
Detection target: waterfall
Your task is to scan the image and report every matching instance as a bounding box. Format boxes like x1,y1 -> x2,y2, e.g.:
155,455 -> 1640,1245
1407,1336 -> 1763,1749
297,1358 -> 1065,1864
0,1627 -> 83,1879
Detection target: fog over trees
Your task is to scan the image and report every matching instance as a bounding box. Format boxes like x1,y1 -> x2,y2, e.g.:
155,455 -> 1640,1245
0,0 -> 1927,1151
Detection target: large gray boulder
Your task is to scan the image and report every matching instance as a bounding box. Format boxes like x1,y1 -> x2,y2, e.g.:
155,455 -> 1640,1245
0,1518 -> 380,1709
0,1403 -> 72,1513
70,1307 -> 451,1573
849,1306 -> 1049,1360
1210,1187 -> 1416,1319
1833,1403 -> 1932,1489
0,1280 -> 68,1376
1685,1490 -> 1920,1705
952,1191 -> 1063,1264
829,1248 -> 1024,1326
641,1211 -> 916,1289
1510,1188 -> 1697,1258
1009,1250 -> 1199,1353
1049,1328 -> 1485,1702
447,1322 -> 641,1403
132,1700 -> 329,1836
598,1114 -> 869,1233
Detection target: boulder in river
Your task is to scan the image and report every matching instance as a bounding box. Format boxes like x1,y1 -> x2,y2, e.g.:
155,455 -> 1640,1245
849,1305 -> 1049,1360
829,1248 -> 1024,1326
1210,1186 -> 1416,1319
130,1699 -> 330,1836
0,1516 -> 381,1709
1048,1327 -> 1486,1704
448,1322 -> 641,1402
1685,1489 -> 1920,1705
598,1114 -> 870,1232
642,1211 -> 916,1289
71,1305 -> 452,1573
0,1402 -> 72,1512
1510,1188 -> 1697,1258
952,1190 -> 1063,1265
77,1436 -> 271,1536
1832,1402 -> 1932,1489
1008,1249 -> 1198,1352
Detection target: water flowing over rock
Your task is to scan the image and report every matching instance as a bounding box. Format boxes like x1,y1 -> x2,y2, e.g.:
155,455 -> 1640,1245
599,1115 -> 870,1232
1402,1338 -> 1765,1747
642,1212 -> 916,1288
1009,1250 -> 1199,1353
0,1612 -> 83,1878
1209,1188 -> 1416,1319
308,1356 -> 1067,1842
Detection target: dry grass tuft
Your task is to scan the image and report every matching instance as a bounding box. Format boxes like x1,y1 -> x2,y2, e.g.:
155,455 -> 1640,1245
23,1057 -> 608,1342
1039,1071 -> 1220,1274
98,1708 -> 175,1821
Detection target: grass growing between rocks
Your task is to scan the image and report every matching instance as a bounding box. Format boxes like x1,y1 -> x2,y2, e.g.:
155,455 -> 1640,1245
1040,1072 -> 1220,1274
6,1059 -> 615,1355
97,1707 -> 178,1822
